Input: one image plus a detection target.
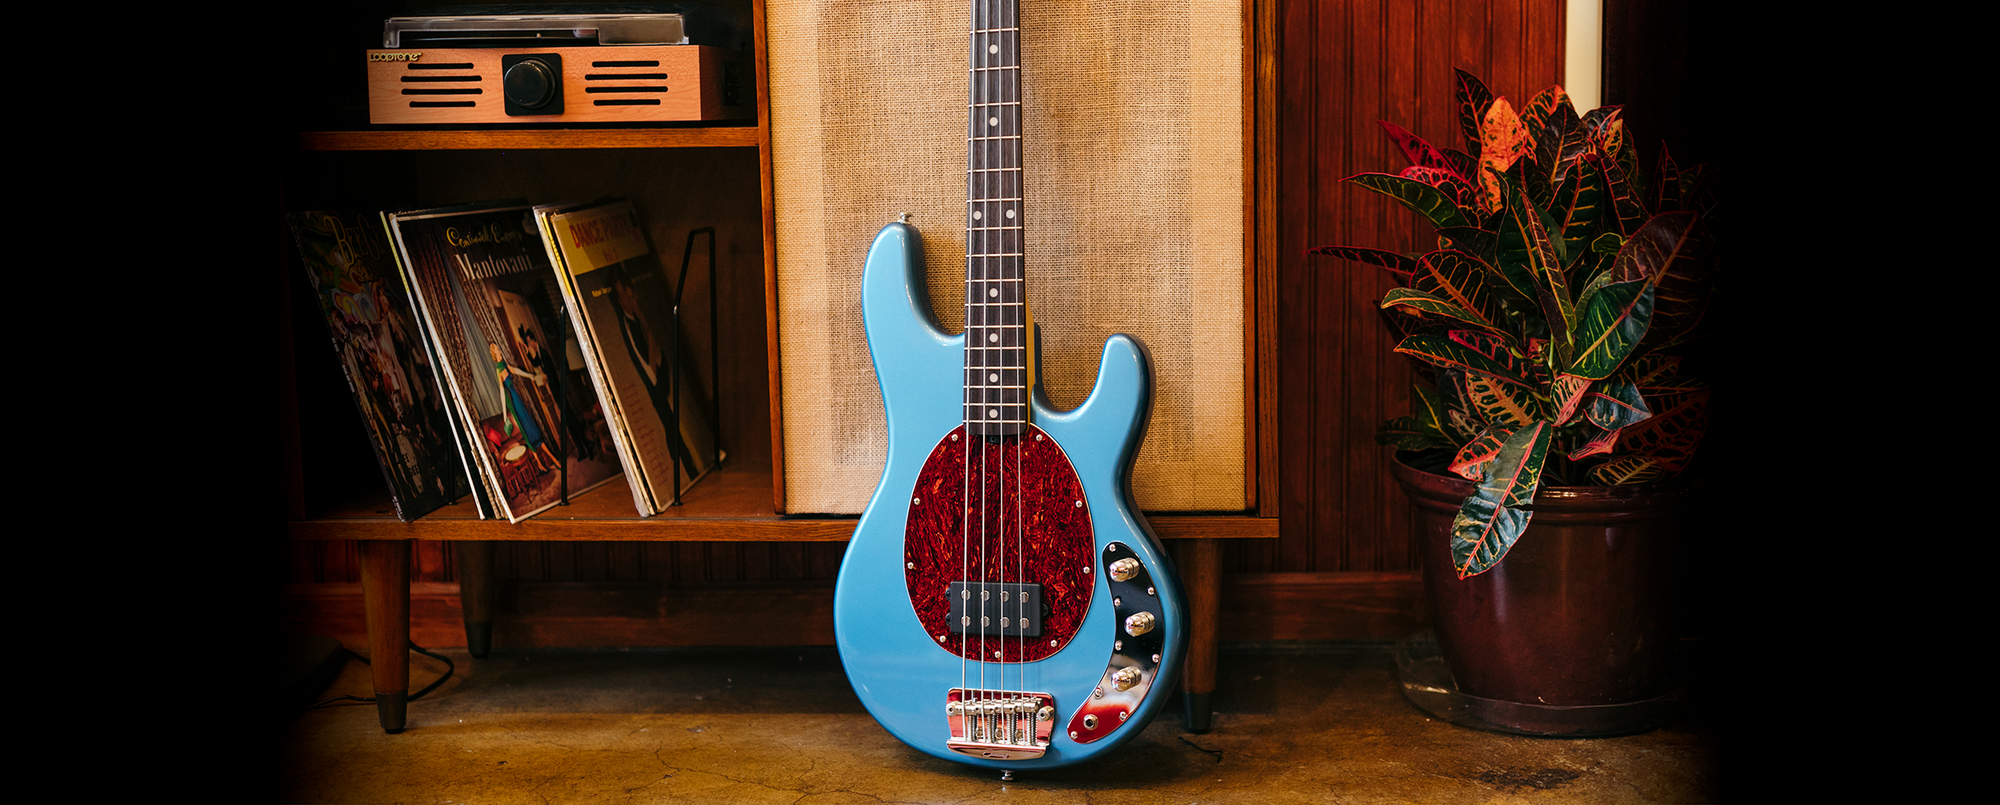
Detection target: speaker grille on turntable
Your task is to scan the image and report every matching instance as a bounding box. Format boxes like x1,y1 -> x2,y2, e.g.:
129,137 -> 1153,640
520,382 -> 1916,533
768,0 -> 1244,513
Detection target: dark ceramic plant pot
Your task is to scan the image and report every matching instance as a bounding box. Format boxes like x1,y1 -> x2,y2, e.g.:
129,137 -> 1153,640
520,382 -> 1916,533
1391,453 -> 1695,734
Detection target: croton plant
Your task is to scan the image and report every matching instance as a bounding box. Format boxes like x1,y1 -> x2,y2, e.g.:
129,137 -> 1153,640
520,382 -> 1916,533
1311,70 -> 1717,579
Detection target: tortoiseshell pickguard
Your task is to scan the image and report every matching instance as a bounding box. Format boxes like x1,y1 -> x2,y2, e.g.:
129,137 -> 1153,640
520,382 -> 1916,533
904,424 -> 1093,662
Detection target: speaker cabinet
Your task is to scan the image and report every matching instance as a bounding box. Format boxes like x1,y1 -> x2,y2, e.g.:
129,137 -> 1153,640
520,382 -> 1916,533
767,0 -> 1244,513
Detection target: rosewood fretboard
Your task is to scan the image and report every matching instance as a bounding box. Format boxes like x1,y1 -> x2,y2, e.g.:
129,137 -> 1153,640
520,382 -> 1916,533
964,0 -> 1027,437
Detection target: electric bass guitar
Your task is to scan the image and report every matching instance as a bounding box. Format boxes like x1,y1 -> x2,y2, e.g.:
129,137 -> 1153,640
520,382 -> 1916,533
832,0 -> 1188,772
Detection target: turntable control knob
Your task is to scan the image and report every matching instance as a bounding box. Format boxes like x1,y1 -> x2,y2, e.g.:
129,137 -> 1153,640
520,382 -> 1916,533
504,58 -> 559,110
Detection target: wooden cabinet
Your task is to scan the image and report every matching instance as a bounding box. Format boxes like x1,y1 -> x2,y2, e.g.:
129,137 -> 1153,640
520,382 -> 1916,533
280,0 -> 1274,734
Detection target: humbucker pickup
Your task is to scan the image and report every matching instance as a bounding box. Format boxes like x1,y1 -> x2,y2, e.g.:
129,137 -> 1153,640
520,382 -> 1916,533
946,581 -> 1044,637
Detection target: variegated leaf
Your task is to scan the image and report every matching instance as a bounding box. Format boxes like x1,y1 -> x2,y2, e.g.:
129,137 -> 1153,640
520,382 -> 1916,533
1518,85 -> 1570,154
1583,379 -> 1652,431
1478,97 -> 1529,211
1498,180 -> 1574,360
1397,334 -> 1534,388
1412,383 -> 1452,444
1656,144 -> 1681,213
1568,426 -> 1619,461
1568,279 -> 1653,380
1380,121 -> 1465,179
1455,69 -> 1494,160
1610,212 -> 1715,354
1615,391 -> 1709,473
1550,373 -> 1594,425
1441,147 -> 1480,185
1411,250 -> 1503,327
1587,455 -> 1666,485
1347,173 -> 1471,229
1435,226 -> 1498,266
1450,422 -> 1551,578
1552,159 -> 1608,260
1448,422 -> 1521,481
1400,165 -> 1479,217
1595,145 -> 1649,236
1464,369 -> 1542,428
1381,288 -> 1509,337
1305,245 -> 1419,279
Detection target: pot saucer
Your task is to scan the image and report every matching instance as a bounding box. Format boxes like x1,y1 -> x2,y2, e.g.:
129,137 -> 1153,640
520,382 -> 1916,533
1394,630 -> 1682,737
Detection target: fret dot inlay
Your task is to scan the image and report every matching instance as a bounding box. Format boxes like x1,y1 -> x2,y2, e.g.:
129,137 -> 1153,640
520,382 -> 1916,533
1006,209 -> 1015,218
989,44 -> 999,53
989,409 -> 999,418
988,333 -> 999,342
988,116 -> 999,127
973,210 -> 982,220
988,288 -> 998,297
989,373 -> 999,382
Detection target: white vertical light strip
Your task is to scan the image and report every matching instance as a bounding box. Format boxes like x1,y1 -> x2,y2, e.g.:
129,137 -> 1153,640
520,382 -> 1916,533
1565,0 -> 1602,112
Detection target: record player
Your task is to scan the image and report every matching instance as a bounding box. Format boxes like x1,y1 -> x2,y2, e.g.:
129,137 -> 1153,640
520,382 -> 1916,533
365,10 -> 749,124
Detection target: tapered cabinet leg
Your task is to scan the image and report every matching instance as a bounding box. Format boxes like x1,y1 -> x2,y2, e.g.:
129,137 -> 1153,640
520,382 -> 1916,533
358,539 -> 411,733
1173,538 -> 1220,732
457,541 -> 495,658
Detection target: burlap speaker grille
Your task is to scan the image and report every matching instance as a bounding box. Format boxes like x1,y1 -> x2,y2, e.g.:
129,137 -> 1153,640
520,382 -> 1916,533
769,0 -> 1242,513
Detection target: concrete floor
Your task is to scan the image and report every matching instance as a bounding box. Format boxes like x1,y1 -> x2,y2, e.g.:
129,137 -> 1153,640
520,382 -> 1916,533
281,643 -> 1721,803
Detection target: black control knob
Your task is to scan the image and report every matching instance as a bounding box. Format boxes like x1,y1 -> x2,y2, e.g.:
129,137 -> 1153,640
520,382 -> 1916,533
501,54 -> 563,116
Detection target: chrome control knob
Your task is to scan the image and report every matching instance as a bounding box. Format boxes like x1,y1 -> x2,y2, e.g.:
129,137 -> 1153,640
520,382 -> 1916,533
1123,611 -> 1155,636
1108,557 -> 1141,582
1112,666 -> 1141,691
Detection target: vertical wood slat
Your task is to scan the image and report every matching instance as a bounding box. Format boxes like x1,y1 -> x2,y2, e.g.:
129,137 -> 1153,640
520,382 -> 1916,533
1257,0 -> 1563,577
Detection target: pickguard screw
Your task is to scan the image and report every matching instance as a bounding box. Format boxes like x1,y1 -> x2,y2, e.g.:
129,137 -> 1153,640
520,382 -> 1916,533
1074,500 -> 1083,507
907,562 -> 916,569
913,497 -> 921,505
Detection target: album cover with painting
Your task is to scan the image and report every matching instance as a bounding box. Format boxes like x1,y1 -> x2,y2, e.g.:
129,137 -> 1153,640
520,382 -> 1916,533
389,204 -> 624,522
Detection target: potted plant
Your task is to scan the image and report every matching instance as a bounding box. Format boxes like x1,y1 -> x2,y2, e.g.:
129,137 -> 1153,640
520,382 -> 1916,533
1311,70 -> 1717,734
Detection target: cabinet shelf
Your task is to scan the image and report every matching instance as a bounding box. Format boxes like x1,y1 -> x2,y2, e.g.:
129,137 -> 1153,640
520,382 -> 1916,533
285,465 -> 1275,543
297,126 -> 762,152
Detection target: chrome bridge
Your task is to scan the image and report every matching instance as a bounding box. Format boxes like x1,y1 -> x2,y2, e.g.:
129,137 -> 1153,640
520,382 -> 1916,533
945,689 -> 1056,760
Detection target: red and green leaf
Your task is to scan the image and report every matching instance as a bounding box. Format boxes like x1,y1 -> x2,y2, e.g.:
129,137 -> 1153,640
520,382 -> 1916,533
1410,250 -> 1503,327
1347,173 -> 1472,229
1594,145 -> 1650,236
1655,144 -> 1681,213
1463,368 -> 1542,428
1379,121 -> 1465,179
1450,422 -> 1552,578
1400,165 -> 1480,217
1568,279 -> 1654,380
1435,226 -> 1498,265
1587,455 -> 1666,485
1551,158 -> 1608,260
1549,372 -> 1594,425
1610,212 -> 1715,354
1448,422 -> 1520,481
1614,391 -> 1709,473
1381,288 -> 1509,337
1568,426 -> 1619,461
1497,180 -> 1574,358
1478,97 -> 1529,211
1455,69 -> 1495,160
1396,334 -> 1534,388
1517,85 -> 1570,154
1305,245 -> 1419,279
1583,378 -> 1652,431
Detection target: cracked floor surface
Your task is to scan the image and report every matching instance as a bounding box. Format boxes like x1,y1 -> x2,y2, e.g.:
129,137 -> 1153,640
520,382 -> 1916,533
281,644 -> 1722,803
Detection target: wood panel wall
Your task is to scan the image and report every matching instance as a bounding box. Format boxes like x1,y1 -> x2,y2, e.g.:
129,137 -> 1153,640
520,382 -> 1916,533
1230,0 -> 1563,576
283,0 -> 1570,645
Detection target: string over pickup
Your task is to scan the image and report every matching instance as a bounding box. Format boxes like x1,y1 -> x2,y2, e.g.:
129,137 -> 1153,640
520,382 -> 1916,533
946,581 -> 1045,637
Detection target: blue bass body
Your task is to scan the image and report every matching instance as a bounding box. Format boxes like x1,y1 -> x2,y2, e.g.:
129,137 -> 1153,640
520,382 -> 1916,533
832,221 -> 1186,770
